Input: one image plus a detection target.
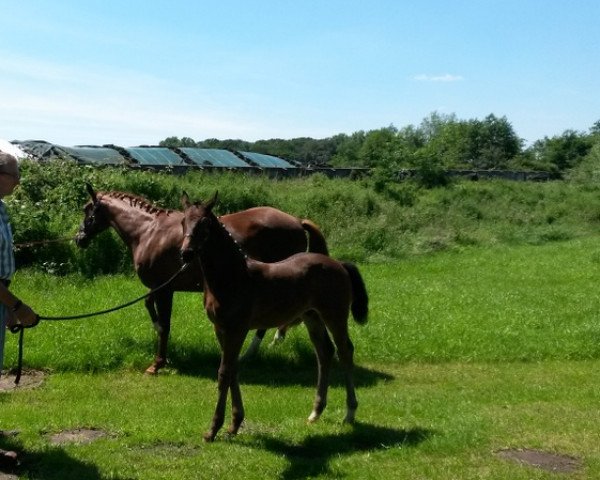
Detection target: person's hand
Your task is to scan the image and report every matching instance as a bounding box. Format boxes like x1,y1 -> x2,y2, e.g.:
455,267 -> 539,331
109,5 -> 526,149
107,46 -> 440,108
5,309 -> 18,329
14,302 -> 39,327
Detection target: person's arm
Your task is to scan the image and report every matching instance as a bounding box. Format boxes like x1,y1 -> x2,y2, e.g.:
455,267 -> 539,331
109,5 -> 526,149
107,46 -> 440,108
0,282 -> 38,327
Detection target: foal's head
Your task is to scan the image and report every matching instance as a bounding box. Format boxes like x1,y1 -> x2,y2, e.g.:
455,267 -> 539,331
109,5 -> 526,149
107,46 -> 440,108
75,183 -> 111,248
180,191 -> 219,264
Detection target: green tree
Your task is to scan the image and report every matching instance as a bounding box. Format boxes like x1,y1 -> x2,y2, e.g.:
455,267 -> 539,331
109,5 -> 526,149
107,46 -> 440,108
527,130 -> 593,171
330,132 -> 366,167
159,136 -> 183,147
471,114 -> 523,169
356,126 -> 406,169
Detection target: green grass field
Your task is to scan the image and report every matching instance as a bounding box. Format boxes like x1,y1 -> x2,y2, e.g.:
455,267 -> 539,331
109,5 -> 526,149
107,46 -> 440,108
2,237 -> 600,478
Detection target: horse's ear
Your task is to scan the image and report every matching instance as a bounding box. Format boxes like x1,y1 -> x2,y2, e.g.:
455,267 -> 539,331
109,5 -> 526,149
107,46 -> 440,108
181,191 -> 192,209
86,183 -> 97,203
206,191 -> 219,211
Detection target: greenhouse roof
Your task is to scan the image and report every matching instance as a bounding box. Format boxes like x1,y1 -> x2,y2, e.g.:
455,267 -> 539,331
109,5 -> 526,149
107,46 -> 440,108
62,146 -> 127,165
125,147 -> 186,166
179,148 -> 251,168
239,151 -> 295,168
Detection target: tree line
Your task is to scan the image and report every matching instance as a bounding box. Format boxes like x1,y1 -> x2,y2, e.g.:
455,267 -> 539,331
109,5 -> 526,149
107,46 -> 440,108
159,112 -> 600,177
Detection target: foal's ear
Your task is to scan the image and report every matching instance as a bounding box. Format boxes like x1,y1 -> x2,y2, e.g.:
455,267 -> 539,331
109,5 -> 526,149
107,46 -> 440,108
205,191 -> 219,211
85,183 -> 97,203
181,191 -> 192,209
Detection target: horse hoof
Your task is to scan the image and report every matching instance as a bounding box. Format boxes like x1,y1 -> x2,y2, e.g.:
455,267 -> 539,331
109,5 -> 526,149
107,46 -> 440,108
144,366 -> 158,375
307,412 -> 320,423
203,432 -> 216,442
343,410 -> 356,424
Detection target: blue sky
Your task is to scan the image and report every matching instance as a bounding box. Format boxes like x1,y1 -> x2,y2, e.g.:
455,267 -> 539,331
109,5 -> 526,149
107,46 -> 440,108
1,1 -> 599,146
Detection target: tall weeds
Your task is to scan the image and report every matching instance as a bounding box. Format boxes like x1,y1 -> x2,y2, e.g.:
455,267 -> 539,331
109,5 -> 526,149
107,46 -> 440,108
8,159 -> 600,274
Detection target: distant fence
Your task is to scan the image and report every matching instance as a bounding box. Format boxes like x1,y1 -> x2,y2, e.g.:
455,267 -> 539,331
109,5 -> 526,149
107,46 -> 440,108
10,140 -> 552,182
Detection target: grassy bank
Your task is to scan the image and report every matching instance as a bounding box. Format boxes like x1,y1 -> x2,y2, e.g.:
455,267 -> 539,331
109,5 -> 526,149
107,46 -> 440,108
9,160 -> 600,273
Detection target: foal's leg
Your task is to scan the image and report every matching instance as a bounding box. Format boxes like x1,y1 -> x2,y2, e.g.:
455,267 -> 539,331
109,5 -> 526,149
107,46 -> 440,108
145,289 -> 174,375
205,326 -> 248,442
303,313 -> 335,423
270,325 -> 287,347
325,316 -> 358,424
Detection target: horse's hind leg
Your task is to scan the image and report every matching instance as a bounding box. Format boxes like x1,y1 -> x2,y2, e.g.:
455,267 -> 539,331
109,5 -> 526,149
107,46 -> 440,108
145,289 -> 174,375
270,325 -> 287,346
326,317 -> 358,424
239,329 -> 266,361
304,313 -> 335,423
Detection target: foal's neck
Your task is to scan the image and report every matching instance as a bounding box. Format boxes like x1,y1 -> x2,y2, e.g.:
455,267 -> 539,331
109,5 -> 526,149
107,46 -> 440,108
199,216 -> 249,294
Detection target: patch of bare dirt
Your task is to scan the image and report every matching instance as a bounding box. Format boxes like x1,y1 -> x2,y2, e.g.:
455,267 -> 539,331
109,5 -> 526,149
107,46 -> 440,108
48,428 -> 108,445
0,369 -> 46,391
497,448 -> 582,474
0,473 -> 18,480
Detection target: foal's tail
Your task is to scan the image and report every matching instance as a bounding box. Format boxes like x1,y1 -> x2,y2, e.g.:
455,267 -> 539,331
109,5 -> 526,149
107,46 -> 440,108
301,219 -> 329,255
342,262 -> 369,325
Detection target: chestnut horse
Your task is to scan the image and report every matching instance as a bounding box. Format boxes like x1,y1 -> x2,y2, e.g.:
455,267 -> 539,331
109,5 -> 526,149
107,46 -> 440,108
180,192 -> 368,442
75,184 -> 328,374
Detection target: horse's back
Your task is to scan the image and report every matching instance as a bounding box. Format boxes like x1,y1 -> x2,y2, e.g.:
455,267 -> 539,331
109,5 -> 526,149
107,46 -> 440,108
222,207 -> 308,262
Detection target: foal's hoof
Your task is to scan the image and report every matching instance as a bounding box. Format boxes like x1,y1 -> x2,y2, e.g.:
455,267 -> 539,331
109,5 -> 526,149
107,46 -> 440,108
203,431 -> 216,443
307,411 -> 321,423
268,335 -> 285,348
145,360 -> 166,375
343,410 -> 356,425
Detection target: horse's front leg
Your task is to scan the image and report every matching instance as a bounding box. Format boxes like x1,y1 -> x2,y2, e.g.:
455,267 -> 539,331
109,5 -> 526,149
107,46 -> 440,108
145,290 -> 174,375
205,326 -> 248,442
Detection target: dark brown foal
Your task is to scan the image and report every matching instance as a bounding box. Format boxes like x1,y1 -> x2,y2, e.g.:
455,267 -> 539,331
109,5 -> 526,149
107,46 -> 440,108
180,192 -> 368,442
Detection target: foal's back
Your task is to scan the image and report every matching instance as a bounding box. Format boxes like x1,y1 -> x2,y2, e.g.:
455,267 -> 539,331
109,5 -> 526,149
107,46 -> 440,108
244,252 -> 353,330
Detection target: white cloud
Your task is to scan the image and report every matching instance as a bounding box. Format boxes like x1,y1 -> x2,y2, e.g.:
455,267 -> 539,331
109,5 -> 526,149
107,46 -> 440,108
0,52 -> 265,145
413,74 -> 464,82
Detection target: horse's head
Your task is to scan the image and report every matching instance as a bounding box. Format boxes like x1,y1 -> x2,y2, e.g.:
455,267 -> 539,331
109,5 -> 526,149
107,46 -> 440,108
180,191 -> 218,264
75,183 -> 111,248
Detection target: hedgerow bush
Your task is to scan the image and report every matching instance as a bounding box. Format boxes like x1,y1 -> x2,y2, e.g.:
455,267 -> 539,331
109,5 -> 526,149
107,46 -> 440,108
7,158 -> 600,275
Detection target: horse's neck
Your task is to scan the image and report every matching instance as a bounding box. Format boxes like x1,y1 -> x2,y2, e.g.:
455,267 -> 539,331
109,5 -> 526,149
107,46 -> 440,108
199,219 -> 249,296
102,196 -> 157,247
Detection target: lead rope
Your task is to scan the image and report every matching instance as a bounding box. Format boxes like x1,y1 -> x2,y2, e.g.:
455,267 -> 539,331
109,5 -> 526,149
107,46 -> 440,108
9,263 -> 190,385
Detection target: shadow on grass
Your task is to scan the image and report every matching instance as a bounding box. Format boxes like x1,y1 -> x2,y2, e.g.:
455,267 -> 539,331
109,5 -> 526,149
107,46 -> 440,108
249,422 -> 433,480
36,335 -> 393,390
0,437 -> 132,480
170,342 -> 393,388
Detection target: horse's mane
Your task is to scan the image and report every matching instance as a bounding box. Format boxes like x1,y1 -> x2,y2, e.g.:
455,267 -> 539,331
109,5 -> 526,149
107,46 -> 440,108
99,191 -> 175,216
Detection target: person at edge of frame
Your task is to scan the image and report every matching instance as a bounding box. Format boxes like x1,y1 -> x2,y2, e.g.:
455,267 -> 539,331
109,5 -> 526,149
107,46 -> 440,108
0,152 -> 40,471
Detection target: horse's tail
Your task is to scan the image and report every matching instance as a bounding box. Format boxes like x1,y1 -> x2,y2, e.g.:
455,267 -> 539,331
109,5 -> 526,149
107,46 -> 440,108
301,219 -> 329,255
342,262 -> 368,325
